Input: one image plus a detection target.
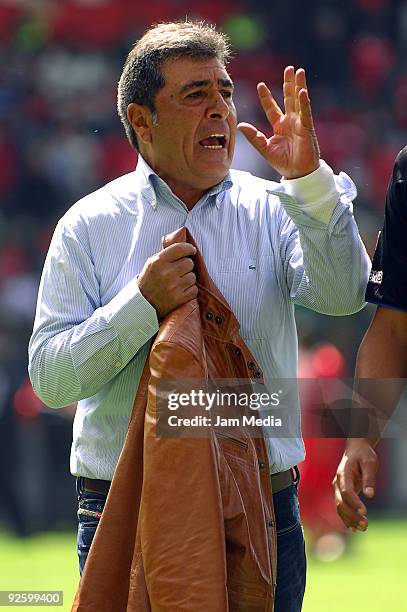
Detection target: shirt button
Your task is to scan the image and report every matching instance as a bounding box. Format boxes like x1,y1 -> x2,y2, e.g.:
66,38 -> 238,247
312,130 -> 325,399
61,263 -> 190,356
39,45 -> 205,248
115,360 -> 123,368
206,312 -> 213,320
215,315 -> 223,324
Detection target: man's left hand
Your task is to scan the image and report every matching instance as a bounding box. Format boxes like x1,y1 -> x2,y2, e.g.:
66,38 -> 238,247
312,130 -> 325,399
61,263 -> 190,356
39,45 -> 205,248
238,66 -> 320,179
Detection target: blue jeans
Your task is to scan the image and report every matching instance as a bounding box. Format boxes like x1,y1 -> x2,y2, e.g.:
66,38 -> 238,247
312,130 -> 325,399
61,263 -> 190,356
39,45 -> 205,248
76,474 -> 306,611
273,477 -> 306,611
76,478 -> 106,576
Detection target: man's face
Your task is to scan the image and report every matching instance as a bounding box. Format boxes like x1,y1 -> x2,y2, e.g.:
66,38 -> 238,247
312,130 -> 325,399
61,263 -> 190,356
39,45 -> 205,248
133,56 -> 237,204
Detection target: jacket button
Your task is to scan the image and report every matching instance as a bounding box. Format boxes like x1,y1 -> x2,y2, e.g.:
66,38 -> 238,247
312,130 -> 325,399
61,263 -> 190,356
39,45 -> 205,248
258,460 -> 265,470
206,312 -> 213,320
253,370 -> 261,379
268,519 -> 274,528
215,315 -> 223,324
247,361 -> 255,369
234,348 -> 242,356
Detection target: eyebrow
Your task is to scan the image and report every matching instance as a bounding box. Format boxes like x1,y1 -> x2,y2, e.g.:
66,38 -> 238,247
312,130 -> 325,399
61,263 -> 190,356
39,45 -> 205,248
179,78 -> 234,93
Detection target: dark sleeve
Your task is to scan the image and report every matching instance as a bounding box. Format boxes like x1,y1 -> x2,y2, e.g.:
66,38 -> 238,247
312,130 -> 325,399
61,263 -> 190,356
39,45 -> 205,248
366,146 -> 407,312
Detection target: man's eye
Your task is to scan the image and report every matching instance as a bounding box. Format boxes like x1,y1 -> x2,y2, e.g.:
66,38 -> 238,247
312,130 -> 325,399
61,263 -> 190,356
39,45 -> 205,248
187,91 -> 203,98
222,91 -> 233,99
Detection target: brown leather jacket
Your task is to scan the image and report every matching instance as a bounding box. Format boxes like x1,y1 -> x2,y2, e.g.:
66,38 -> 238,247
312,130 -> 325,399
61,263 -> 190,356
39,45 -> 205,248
72,227 -> 277,612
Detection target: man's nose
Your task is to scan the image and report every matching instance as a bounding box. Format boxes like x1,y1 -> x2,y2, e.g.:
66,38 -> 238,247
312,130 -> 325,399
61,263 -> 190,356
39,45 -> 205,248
206,92 -> 229,120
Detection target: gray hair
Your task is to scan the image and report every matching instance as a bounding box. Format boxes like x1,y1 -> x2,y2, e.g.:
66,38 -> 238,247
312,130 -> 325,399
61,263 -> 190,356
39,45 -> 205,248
117,21 -> 231,150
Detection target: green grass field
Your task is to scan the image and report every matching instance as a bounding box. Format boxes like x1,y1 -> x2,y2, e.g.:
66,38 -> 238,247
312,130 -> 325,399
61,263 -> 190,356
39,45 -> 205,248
0,519 -> 406,611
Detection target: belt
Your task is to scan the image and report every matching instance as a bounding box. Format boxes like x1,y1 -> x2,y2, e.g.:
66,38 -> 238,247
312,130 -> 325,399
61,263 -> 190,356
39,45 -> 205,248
271,468 -> 294,494
83,468 -> 294,497
83,477 -> 111,496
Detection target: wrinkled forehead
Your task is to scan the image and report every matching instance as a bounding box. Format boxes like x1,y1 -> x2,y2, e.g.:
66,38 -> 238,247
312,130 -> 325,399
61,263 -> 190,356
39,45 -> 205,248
160,56 -> 233,91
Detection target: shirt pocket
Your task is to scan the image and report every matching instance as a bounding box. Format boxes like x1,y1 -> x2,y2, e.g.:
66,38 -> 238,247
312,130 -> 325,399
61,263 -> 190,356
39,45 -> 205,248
212,255 -> 274,340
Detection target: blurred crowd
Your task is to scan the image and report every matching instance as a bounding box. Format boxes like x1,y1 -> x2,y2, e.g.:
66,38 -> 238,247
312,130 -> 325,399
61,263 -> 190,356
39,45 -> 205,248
1,0 -> 407,534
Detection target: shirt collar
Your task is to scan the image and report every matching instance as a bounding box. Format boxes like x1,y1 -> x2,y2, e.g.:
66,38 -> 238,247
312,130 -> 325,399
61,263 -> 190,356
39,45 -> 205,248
135,154 -> 233,210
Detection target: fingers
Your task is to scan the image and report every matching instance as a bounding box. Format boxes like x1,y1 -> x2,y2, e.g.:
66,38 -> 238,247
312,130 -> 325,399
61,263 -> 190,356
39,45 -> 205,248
257,82 -> 283,126
255,67 -> 314,132
283,66 -> 295,114
181,284 -> 198,301
174,257 -> 194,276
363,485 -> 375,498
295,66 -> 308,92
237,122 -> 268,156
333,473 -> 368,531
180,271 -> 196,291
291,69 -> 313,132
281,66 -> 313,129
298,87 -> 315,132
333,447 -> 378,532
160,242 -> 196,263
340,469 -> 367,516
284,65 -> 310,116
334,485 -> 369,532
240,66 -> 313,135
137,245 -> 198,319
361,454 -> 378,498
294,68 -> 307,115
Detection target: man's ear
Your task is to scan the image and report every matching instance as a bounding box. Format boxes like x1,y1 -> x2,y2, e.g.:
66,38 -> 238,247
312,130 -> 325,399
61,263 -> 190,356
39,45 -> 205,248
127,103 -> 154,145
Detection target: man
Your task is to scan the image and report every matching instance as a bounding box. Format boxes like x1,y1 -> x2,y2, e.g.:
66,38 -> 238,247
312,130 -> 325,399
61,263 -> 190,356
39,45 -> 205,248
29,21 -> 370,611
334,146 -> 407,533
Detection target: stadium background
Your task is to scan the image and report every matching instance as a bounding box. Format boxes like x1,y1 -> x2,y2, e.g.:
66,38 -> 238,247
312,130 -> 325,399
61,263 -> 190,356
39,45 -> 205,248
0,0 -> 406,610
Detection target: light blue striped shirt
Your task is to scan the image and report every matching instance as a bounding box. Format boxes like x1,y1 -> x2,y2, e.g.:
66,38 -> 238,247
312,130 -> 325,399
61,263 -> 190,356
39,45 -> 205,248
28,156 -> 370,477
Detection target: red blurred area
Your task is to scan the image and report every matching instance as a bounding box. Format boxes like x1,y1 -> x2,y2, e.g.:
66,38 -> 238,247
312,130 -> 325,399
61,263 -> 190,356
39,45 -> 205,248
13,377 -> 44,420
0,3 -> 24,42
366,146 -> 401,209
350,35 -> 395,97
50,1 -> 144,48
299,344 -> 347,539
97,134 -> 137,182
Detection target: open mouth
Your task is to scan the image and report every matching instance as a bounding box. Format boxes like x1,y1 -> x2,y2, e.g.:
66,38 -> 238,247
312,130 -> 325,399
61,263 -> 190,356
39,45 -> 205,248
199,134 -> 227,149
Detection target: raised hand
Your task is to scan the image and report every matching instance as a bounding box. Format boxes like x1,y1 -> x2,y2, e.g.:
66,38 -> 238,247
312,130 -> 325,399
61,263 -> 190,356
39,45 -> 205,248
237,66 -> 320,179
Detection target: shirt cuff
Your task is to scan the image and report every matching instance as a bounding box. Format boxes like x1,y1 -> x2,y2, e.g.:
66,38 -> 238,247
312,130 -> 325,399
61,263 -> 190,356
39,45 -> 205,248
281,160 -> 341,225
105,280 -> 159,353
